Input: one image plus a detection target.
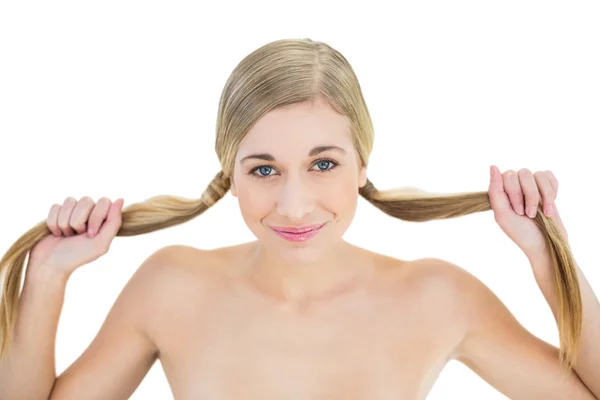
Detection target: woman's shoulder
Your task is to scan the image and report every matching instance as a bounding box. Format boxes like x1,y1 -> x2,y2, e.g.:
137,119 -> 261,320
379,254 -> 507,341
364,249 -> 487,320
364,247 -> 479,292
143,242 -> 264,289
135,244 -> 235,297
356,246 -> 461,287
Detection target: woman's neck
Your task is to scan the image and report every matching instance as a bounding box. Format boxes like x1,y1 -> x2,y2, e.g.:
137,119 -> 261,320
241,240 -> 375,308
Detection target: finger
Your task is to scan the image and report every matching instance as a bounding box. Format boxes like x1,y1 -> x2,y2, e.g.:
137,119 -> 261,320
95,198 -> 124,246
503,170 -> 525,216
57,197 -> 77,236
488,165 -> 512,214
534,171 -> 556,217
518,168 -> 540,218
47,204 -> 62,236
87,197 -> 112,237
69,196 -> 96,234
545,170 -> 559,193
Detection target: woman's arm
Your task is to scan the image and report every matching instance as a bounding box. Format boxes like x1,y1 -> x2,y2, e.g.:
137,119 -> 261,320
529,254 -> 600,398
0,246 -> 171,400
0,263 -> 69,399
47,247 -> 165,400
424,258 -> 598,399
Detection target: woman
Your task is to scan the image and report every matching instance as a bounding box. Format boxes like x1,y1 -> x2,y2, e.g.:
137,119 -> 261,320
1,38 -> 598,399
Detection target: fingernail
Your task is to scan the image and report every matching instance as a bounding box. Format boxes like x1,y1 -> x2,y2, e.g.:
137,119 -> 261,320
527,206 -> 537,218
516,205 -> 525,215
88,228 -> 95,237
544,204 -> 553,217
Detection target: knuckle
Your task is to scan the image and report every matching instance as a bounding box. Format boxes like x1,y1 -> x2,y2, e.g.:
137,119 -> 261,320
48,204 -> 60,218
540,184 -> 552,195
69,209 -> 87,231
87,217 -> 100,230
518,168 -> 532,176
504,171 -> 518,184
46,205 -> 61,232
63,196 -> 77,205
79,196 -> 95,205
69,217 -> 87,231
57,220 -> 70,230
57,215 -> 71,229
523,182 -> 537,195
88,209 -> 102,223
512,198 -> 524,208
547,170 -> 559,185
89,206 -> 105,223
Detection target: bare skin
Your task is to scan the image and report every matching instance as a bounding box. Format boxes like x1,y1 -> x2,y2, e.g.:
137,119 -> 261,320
145,243 -> 463,400
47,242 -> 465,399
48,242 -> 596,400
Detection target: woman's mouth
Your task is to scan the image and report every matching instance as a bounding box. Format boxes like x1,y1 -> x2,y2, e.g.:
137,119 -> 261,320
270,223 -> 326,242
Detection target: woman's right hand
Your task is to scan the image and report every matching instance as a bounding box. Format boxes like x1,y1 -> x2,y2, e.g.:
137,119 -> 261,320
28,196 -> 125,278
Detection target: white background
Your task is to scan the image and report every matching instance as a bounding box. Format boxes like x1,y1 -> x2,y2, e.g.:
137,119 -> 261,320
1,1 -> 599,399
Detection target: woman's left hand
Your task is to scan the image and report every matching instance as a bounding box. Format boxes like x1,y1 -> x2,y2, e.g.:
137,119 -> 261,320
487,165 -> 569,263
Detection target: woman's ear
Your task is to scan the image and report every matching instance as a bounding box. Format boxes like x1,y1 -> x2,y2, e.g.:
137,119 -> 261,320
358,165 -> 367,188
230,177 -> 237,197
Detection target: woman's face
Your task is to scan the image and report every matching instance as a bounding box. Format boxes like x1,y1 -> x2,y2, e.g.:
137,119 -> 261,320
231,98 -> 367,264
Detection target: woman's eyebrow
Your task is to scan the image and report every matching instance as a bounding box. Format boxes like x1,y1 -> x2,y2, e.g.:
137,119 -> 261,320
240,145 -> 347,163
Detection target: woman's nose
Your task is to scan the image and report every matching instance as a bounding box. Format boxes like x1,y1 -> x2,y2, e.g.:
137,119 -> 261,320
275,176 -> 315,221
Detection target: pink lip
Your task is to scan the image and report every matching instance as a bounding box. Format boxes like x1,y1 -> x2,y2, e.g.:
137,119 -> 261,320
270,223 -> 326,242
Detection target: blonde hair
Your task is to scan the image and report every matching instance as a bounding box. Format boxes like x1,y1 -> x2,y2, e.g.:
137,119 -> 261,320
0,38 -> 580,371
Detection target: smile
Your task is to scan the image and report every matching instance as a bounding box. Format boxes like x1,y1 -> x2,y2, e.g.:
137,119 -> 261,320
270,223 -> 326,242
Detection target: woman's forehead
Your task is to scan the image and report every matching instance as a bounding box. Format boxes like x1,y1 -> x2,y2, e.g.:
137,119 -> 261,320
237,104 -> 353,158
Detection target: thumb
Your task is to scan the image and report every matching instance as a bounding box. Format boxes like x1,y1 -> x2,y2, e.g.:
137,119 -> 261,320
95,198 -> 124,244
488,165 -> 511,214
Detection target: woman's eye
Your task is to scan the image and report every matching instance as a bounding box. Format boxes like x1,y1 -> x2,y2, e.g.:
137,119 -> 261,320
312,160 -> 336,172
255,166 -> 274,177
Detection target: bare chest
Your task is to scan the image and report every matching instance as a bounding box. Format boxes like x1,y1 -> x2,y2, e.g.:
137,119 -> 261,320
153,283 -> 456,400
